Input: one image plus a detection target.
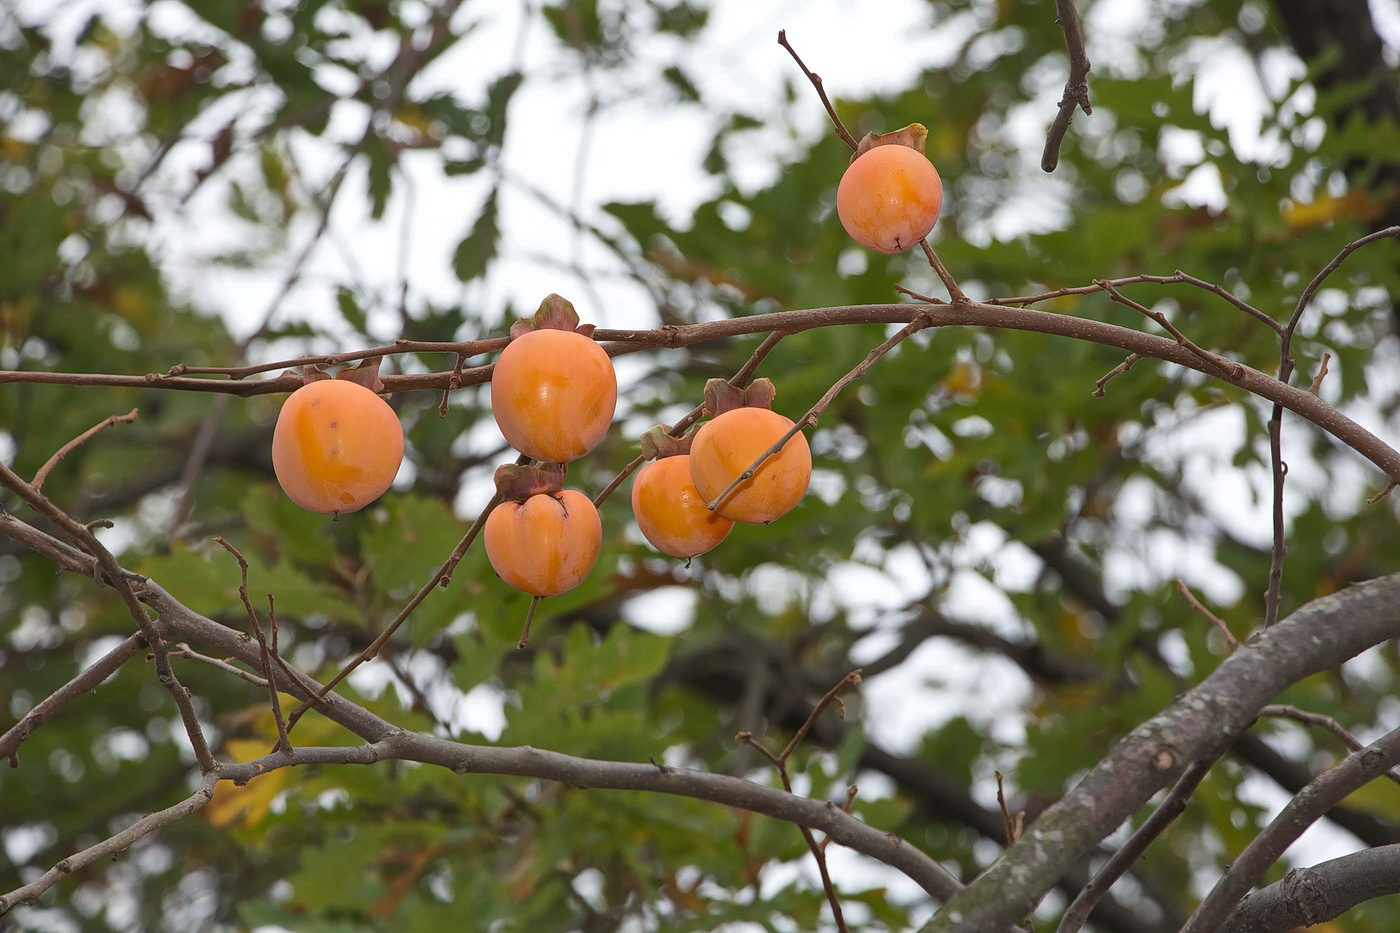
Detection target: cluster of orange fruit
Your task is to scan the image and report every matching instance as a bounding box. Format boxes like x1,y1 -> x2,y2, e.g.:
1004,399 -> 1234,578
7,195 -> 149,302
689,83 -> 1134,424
269,129 -> 943,604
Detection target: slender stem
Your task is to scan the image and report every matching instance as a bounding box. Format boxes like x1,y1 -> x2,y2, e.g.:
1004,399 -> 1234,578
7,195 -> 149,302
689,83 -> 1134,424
1056,758 -> 1215,933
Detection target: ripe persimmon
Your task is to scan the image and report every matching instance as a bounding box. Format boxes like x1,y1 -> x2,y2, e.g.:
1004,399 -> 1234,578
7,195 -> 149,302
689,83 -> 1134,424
688,379 -> 811,525
490,294 -> 617,463
484,478 -> 602,598
836,138 -> 943,254
632,454 -> 734,558
271,376 -> 404,515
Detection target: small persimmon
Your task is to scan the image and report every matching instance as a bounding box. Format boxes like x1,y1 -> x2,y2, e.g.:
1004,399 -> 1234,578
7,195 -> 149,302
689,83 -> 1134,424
632,454 -> 734,558
484,486 -> 602,598
836,141 -> 943,254
688,380 -> 811,525
271,377 -> 404,515
490,294 -> 617,463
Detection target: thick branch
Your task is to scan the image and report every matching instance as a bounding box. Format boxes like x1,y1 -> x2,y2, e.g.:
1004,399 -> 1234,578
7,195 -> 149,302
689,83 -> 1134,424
920,573 -> 1400,932
1220,844 -> 1400,933
1183,724 -> 1400,932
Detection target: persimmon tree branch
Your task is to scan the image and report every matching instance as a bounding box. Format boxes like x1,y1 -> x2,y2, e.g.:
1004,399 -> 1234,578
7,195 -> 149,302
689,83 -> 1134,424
919,572 -> 1400,932
125,579 -> 966,904
3,294 -> 1398,484
0,630 -> 146,767
0,778 -> 218,914
0,461 -> 217,774
1043,0 -> 1093,172
1182,723 -> 1400,933
1219,844 -> 1400,933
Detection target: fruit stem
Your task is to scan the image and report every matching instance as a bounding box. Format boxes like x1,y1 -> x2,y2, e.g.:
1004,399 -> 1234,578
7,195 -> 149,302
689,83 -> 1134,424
517,595 -> 542,648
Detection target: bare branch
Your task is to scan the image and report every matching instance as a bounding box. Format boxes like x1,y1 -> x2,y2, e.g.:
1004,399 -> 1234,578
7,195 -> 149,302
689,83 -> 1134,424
1220,844 -> 1400,933
919,573 -> 1400,932
777,30 -> 860,152
0,461 -> 217,773
0,778 -> 216,914
0,633 -> 146,767
1182,723 -> 1400,932
1042,0 -> 1093,172
32,408 -> 139,491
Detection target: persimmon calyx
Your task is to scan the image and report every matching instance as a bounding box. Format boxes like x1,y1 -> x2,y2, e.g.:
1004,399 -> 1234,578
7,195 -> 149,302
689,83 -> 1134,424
286,359 -> 388,394
851,122 -> 929,161
639,424 -> 694,460
493,462 -> 567,501
702,377 -> 777,417
508,293 -> 596,339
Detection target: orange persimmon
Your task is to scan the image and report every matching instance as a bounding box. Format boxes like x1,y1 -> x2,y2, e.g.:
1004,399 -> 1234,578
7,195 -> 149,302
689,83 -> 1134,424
484,486 -> 602,598
687,379 -> 811,525
271,377 -> 404,515
836,139 -> 943,254
489,295 -> 617,463
632,454 -> 734,558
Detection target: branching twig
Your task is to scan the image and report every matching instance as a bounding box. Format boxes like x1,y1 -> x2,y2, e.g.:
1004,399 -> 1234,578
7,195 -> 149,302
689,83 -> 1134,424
32,408 -> 138,491
1043,0 -> 1093,172
1182,723 -> 1400,933
737,669 -> 863,933
213,537 -> 292,752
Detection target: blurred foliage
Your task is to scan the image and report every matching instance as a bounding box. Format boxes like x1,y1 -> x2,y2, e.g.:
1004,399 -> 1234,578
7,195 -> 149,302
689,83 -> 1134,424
3,0 -> 1400,931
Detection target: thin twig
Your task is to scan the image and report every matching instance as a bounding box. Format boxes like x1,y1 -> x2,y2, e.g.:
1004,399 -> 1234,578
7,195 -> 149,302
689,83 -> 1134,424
1056,758 -> 1216,933
213,537 -> 292,752
995,771 -> 1024,845
1177,579 -> 1240,650
1259,704 -> 1400,786
777,30 -> 860,152
737,669 -> 864,933
517,596 -> 543,649
0,780 -> 217,913
1042,0 -> 1093,172
0,633 -> 147,767
32,408 -> 139,491
1307,352 -> 1332,395
1263,412 -> 1288,627
920,241 -> 969,303
170,644 -> 269,687
1096,279 -> 1242,381
1093,352 -> 1142,396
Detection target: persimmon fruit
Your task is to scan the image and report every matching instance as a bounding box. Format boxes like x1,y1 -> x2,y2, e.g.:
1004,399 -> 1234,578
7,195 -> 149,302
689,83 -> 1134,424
689,407 -> 811,525
484,488 -> 602,597
836,143 -> 943,254
631,455 -> 735,558
271,377 -> 404,515
490,328 -> 617,463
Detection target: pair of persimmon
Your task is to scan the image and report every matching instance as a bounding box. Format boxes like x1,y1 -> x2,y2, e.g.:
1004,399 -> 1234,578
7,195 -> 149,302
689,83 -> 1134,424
631,379 -> 811,559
